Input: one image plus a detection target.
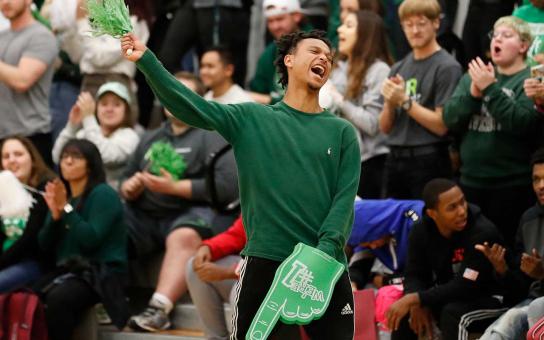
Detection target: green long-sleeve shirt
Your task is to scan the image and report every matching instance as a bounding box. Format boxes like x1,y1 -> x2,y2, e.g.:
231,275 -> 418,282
443,69 -> 541,188
137,50 -> 360,266
39,183 -> 127,271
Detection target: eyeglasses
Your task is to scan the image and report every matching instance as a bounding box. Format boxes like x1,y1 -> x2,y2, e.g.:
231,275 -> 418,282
401,20 -> 431,31
488,30 -> 517,40
60,152 -> 84,161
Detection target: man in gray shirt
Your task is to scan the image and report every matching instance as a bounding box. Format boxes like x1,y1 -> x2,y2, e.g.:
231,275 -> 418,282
379,0 -> 462,199
0,0 -> 58,165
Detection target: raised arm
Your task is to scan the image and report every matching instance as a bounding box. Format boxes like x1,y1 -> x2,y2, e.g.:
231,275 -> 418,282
121,33 -> 241,143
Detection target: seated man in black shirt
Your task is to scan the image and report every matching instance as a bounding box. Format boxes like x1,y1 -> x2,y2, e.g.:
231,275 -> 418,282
387,178 -> 505,340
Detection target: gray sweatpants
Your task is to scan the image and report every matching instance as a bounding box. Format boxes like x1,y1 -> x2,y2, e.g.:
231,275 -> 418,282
186,255 -> 241,340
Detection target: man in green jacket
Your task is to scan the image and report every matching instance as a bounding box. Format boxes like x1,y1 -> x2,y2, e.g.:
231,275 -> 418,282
121,29 -> 360,339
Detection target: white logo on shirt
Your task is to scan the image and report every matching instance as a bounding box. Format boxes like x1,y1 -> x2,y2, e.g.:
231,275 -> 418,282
327,147 -> 332,155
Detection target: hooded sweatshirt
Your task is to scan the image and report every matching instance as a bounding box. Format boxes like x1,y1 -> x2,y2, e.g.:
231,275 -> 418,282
404,204 -> 503,307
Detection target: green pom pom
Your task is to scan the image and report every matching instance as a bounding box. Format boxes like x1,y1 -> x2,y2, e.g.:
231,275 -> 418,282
86,0 -> 133,38
144,142 -> 187,180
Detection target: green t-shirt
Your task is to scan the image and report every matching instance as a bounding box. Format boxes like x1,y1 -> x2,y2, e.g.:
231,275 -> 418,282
137,50 -> 361,266
513,4 -> 544,66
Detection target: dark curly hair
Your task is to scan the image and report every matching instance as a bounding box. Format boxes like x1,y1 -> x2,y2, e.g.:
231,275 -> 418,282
274,30 -> 332,89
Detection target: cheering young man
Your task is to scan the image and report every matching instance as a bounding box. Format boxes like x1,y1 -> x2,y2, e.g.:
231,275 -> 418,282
121,30 -> 360,339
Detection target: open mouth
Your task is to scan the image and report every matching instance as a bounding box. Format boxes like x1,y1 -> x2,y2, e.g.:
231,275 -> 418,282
311,65 -> 325,78
493,46 -> 502,54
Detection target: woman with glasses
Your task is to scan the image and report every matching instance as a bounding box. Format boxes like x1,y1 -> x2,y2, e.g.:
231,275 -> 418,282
38,139 -> 128,339
321,10 -> 392,198
0,136 -> 55,292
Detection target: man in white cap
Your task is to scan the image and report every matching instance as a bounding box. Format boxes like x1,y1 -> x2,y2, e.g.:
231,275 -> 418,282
248,0 -> 310,104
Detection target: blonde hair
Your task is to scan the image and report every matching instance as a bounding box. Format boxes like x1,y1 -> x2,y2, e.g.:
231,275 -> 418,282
494,16 -> 533,45
398,0 -> 441,21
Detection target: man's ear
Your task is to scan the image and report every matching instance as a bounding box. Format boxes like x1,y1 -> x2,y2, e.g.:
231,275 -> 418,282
284,54 -> 294,68
292,12 -> 303,25
432,18 -> 440,31
225,64 -> 235,78
520,41 -> 530,56
426,208 -> 438,221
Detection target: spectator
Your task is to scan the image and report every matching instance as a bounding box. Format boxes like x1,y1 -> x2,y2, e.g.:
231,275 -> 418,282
443,16 -> 541,245
386,179 -> 504,340
0,136 -> 54,292
0,0 -> 59,165
124,72 -> 238,332
248,0 -> 310,104
37,139 -> 129,340
322,10 -> 391,198
186,215 -> 246,340
348,198 -> 424,290
477,148 -> 544,339
200,47 -> 254,104
52,82 -> 139,189
379,0 -> 462,200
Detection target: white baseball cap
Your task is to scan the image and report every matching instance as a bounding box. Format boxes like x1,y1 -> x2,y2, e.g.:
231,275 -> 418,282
263,0 -> 301,18
96,82 -> 131,104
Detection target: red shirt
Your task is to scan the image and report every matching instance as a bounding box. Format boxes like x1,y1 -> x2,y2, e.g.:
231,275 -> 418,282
202,215 -> 246,261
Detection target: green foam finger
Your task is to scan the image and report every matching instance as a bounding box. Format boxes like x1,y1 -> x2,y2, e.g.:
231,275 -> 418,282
247,243 -> 344,340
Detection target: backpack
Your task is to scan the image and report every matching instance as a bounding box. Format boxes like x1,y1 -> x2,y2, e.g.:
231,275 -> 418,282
0,291 -> 48,340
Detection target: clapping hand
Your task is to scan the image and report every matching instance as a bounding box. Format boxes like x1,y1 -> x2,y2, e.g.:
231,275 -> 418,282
381,74 -> 406,108
521,249 -> 544,280
75,92 -> 96,118
468,57 -> 496,95
44,178 -> 68,221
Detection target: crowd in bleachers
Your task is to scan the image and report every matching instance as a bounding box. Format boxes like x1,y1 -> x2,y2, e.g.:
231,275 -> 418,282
2,0 -> 544,339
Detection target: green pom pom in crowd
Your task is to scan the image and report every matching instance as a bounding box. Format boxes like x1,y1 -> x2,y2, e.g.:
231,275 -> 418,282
144,142 -> 187,181
86,0 -> 133,38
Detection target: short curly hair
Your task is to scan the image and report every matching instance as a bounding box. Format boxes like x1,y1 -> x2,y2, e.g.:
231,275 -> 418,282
274,30 -> 332,88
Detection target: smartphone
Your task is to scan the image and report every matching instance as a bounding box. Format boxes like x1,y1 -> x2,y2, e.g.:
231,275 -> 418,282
531,64 -> 544,83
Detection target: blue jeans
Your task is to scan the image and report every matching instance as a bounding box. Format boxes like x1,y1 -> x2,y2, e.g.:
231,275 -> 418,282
528,296 -> 544,327
0,260 -> 42,293
49,81 -> 79,142
480,299 -> 531,340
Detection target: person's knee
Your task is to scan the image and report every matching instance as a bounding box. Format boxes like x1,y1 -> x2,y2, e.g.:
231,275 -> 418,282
166,227 -> 202,251
185,257 -> 198,284
528,297 -> 544,326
